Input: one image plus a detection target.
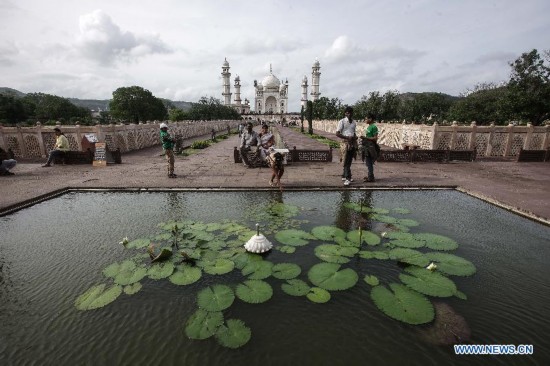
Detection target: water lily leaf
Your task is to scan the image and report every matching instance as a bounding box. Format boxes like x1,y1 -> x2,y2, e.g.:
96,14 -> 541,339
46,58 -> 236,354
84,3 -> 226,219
205,222 -> 223,232
232,252 -> 261,270
335,237 -> 360,247
347,230 -> 381,246
197,285 -> 235,311
75,284 -> 122,311
185,309 -> 224,340
147,262 -> 175,280
388,248 -> 430,267
397,218 -> 420,227
400,266 -> 458,297
242,260 -> 273,280
216,319 -> 251,349
425,253 -> 476,276
392,208 -> 411,214
281,279 -> 311,296
382,231 -> 412,240
307,287 -> 331,303
414,233 -> 458,251
154,232 -> 172,241
275,229 -> 315,246
389,236 -> 425,249
277,245 -> 296,254
202,258 -> 235,275
364,275 -> 380,286
371,283 -> 434,325
103,262 -> 121,278
417,302 -> 471,345
236,280 -> 273,304
314,244 -> 358,264
343,202 -> 372,213
371,207 -> 391,214
151,248 -> 173,263
269,202 -> 299,217
272,263 -> 301,280
169,264 -> 202,285
114,260 -> 147,285
358,250 -> 390,260
127,238 -> 151,249
455,291 -> 467,300
311,226 -> 347,241
308,263 -> 358,291
370,214 -> 398,224
123,282 -> 142,295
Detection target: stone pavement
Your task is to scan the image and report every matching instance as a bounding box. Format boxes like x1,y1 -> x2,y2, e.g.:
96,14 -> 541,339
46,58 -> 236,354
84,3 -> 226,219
1,126 -> 549,224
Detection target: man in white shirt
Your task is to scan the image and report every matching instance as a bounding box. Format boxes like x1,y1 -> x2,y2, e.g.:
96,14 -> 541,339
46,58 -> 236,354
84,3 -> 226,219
239,122 -> 260,167
336,107 -> 357,186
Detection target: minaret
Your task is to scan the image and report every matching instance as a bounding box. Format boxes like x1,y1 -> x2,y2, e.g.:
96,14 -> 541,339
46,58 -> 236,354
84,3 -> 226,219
234,76 -> 242,111
221,58 -> 232,106
311,59 -> 321,101
301,75 -> 308,107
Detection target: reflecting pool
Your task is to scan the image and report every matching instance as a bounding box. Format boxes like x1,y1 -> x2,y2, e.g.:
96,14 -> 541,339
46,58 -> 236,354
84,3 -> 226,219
0,190 -> 549,365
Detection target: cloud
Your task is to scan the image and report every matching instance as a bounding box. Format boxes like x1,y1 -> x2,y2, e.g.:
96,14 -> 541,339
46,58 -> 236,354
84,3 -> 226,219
76,9 -> 172,65
226,36 -> 304,55
0,41 -> 19,66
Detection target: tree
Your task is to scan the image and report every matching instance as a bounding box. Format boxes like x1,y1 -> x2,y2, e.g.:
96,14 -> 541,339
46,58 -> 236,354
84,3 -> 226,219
186,96 -> 240,120
353,92 -> 383,120
312,97 -> 343,119
21,93 -> 90,123
449,85 -> 511,124
306,100 -> 313,134
109,86 -> 168,123
0,94 -> 27,124
507,49 -> 550,125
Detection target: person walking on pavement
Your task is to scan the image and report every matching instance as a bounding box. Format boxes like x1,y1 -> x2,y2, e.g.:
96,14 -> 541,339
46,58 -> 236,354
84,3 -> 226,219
336,107 -> 358,186
160,123 -> 177,178
360,114 -> 379,182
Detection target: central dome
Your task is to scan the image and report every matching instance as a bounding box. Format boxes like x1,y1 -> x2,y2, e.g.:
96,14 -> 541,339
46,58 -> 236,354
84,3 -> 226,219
262,74 -> 280,88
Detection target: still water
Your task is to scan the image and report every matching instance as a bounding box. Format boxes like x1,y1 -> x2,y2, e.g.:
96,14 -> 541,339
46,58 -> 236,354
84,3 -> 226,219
0,190 -> 549,366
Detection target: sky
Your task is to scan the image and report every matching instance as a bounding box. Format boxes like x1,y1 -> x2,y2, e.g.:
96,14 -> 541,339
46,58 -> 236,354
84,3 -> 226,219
1,0 -> 549,112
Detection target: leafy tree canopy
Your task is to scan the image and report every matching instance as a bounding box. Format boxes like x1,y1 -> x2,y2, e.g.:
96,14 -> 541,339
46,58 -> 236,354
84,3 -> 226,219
109,86 -> 167,123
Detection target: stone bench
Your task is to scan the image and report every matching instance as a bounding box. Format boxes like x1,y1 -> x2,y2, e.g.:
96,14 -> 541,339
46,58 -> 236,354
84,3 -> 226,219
517,149 -> 550,162
53,150 -> 94,164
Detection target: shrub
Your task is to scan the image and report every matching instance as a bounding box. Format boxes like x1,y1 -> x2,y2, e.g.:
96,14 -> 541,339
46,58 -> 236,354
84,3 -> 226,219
190,140 -> 211,149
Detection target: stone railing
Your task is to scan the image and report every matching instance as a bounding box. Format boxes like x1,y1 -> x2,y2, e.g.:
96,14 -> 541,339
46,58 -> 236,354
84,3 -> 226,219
0,120 -> 240,159
312,120 -> 550,158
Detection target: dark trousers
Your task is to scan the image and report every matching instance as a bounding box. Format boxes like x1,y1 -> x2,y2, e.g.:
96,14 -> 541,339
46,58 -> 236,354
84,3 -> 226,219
45,149 -> 65,165
365,155 -> 375,179
342,148 -> 355,180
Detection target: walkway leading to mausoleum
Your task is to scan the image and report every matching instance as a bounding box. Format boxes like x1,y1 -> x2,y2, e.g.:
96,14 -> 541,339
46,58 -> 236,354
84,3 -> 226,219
1,125 -> 549,224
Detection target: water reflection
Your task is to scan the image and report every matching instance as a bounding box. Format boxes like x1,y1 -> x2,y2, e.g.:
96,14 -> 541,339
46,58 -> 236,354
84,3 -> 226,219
334,191 -> 374,231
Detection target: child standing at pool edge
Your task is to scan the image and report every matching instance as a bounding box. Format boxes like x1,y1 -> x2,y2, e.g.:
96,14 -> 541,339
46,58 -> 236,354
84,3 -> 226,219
160,123 -> 177,178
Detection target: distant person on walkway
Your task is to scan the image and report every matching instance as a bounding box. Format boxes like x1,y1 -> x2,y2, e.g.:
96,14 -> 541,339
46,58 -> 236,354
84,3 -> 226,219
160,123 -> 177,178
0,148 -> 17,176
258,124 -> 275,162
238,123 -> 243,137
239,122 -> 260,167
336,106 -> 358,186
42,128 -> 70,167
211,128 -> 216,141
360,114 -> 379,182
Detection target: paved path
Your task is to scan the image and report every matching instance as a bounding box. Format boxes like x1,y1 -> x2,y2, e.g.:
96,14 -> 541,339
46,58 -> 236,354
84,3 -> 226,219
1,126 -> 549,224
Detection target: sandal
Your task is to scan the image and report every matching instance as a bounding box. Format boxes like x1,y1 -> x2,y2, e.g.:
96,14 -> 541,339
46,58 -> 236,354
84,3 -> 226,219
269,180 -> 274,187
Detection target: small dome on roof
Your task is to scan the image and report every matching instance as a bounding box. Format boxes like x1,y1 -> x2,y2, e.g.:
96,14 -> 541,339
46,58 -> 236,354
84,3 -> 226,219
262,74 -> 280,88
223,58 -> 229,67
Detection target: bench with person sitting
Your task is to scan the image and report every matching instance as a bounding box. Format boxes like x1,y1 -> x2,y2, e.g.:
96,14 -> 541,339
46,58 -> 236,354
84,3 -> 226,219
0,147 -> 17,176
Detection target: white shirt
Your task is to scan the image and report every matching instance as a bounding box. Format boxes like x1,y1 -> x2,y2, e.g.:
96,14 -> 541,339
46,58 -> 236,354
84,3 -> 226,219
337,117 -> 356,137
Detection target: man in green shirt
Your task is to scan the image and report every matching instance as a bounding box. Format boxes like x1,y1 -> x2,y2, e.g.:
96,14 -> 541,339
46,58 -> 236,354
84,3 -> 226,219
160,123 -> 177,178
360,114 -> 379,182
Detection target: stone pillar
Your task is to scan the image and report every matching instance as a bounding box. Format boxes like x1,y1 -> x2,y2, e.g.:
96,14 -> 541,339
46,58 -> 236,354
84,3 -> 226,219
75,124 -> 83,151
449,121 -> 458,150
504,123 -> 514,157
523,123 -> 533,149
16,125 -> 28,158
486,123 -> 495,157
543,124 -> 550,149
430,122 -> 438,149
36,122 -> 46,157
469,122 -> 477,150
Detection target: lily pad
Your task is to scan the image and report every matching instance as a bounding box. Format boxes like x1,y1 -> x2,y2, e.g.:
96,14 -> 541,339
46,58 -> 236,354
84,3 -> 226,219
197,285 -> 235,312
123,282 -> 142,295
148,262 -> 175,280
126,238 -> 151,249
308,263 -> 358,291
216,319 -> 252,349
277,245 -> 296,254
371,283 -> 434,325
347,230 -> 381,246
371,214 -> 398,224
425,252 -> 476,276
397,218 -> 420,227
358,250 -> 390,260
103,262 -> 121,278
400,266 -> 458,297
151,248 -> 173,262
414,233 -> 458,251
236,280 -> 273,304
75,284 -> 122,311
113,260 -> 147,285
306,287 -> 331,303
275,229 -> 315,246
185,309 -> 224,340
312,226 -> 347,241
364,275 -> 380,286
281,279 -> 311,296
241,260 -> 273,280
389,236 -> 425,249
314,244 -> 358,264
388,248 -> 430,267
169,264 -> 202,285
272,263 -> 301,280
202,258 -> 235,275
371,207 -> 391,214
